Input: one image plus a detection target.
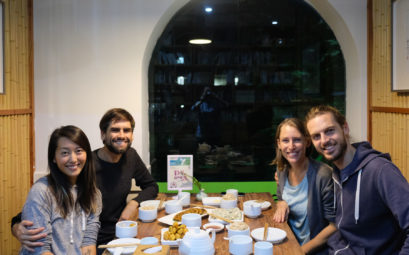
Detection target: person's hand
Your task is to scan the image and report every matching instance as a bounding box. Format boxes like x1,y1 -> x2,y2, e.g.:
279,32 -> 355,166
12,220 -> 46,252
273,201 -> 289,223
274,171 -> 279,184
119,200 -> 139,221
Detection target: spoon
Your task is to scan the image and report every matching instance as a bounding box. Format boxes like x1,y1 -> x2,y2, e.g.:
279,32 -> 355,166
263,222 -> 269,241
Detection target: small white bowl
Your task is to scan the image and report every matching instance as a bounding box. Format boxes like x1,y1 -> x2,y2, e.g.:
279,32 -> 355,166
226,223 -> 250,237
165,200 -> 183,214
181,213 -> 202,228
139,206 -> 158,222
115,220 -> 138,238
107,238 -> 140,255
140,236 -> 159,245
220,198 -> 237,209
140,200 -> 166,210
203,222 -> 224,233
202,197 -> 221,207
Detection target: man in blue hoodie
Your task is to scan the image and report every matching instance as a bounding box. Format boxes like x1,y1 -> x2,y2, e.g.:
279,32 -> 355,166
305,105 -> 409,255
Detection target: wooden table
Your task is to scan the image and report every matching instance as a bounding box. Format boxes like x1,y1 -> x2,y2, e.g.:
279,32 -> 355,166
104,192 -> 303,255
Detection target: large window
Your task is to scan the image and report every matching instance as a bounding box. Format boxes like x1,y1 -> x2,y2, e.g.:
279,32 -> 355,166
149,0 -> 345,182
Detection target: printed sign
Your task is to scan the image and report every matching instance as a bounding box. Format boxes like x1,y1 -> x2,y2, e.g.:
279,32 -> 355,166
167,155 -> 193,190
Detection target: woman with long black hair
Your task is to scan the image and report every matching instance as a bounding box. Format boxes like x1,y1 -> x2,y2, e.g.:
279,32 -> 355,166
20,125 -> 101,255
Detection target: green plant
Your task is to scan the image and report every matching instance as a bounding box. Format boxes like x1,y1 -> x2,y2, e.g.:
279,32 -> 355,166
183,172 -> 202,191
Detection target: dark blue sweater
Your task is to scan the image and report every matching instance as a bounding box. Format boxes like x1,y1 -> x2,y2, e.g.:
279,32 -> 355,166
329,142 -> 409,255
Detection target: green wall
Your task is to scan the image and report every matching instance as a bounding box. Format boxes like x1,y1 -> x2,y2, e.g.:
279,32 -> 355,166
158,181 -> 277,195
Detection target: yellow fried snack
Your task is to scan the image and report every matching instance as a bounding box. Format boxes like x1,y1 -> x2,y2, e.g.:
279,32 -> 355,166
163,224 -> 188,241
172,208 -> 207,221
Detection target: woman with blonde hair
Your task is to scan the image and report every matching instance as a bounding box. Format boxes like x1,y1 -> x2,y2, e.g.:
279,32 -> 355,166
273,118 -> 336,254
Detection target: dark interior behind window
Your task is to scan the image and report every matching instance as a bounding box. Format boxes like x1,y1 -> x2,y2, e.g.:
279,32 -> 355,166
148,0 -> 345,182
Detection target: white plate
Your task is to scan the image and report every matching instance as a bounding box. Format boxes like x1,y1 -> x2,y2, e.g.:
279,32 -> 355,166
250,227 -> 286,243
158,208 -> 208,225
160,228 -> 182,247
207,208 -> 244,225
140,200 -> 166,210
203,222 -> 225,233
107,238 -> 140,255
202,197 -> 222,207
244,200 -> 271,210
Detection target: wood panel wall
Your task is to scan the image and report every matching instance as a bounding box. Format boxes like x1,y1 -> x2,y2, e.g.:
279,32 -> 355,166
369,0 -> 409,180
0,0 -> 33,254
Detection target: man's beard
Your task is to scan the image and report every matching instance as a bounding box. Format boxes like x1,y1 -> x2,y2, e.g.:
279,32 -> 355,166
331,137 -> 348,162
322,135 -> 348,163
104,138 -> 131,155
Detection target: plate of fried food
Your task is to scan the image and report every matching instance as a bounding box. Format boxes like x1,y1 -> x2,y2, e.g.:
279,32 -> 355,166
158,207 -> 207,225
161,222 -> 188,246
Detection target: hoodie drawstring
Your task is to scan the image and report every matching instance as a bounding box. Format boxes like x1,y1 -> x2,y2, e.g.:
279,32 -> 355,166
82,210 -> 86,231
70,213 -> 74,244
333,181 -> 337,209
354,169 -> 362,224
69,209 -> 86,244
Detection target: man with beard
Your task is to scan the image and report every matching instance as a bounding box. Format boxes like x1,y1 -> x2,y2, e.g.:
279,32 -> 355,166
11,108 -> 159,254
305,105 -> 409,255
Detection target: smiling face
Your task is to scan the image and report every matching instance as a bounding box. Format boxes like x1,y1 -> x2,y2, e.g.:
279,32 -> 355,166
277,124 -> 309,166
102,120 -> 133,154
306,112 -> 349,165
54,137 -> 87,184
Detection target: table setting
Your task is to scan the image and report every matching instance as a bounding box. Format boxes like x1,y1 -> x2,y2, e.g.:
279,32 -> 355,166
101,191 -> 303,255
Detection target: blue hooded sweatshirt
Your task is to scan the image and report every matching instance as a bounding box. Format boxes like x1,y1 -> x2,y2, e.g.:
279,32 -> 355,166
328,142 -> 409,255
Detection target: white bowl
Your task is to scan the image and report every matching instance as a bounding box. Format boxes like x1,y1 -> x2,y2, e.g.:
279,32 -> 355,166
229,235 -> 253,255
220,198 -> 237,209
115,220 -> 138,238
140,200 -> 166,210
250,227 -> 287,243
181,213 -> 202,228
139,206 -> 157,222
203,222 -> 224,233
243,200 -> 271,211
226,223 -> 250,237
107,238 -> 140,255
202,197 -> 221,207
165,200 -> 183,214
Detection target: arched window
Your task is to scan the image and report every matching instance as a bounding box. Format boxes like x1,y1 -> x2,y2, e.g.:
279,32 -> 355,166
148,0 -> 345,182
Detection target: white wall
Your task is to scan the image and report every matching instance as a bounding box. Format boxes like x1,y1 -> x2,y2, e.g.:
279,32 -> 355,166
306,0 -> 367,143
33,0 -> 367,179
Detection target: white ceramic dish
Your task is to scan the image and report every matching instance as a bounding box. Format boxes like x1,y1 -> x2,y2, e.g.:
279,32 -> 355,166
203,222 -> 224,233
107,238 -> 140,255
250,227 -> 287,243
226,223 -> 250,237
244,200 -> 271,210
207,208 -> 243,225
158,208 -> 208,225
160,228 -> 182,247
140,200 -> 166,210
202,197 -> 222,207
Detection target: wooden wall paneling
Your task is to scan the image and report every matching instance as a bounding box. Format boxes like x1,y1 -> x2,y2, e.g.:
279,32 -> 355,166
372,0 -> 409,108
372,112 -> 409,179
0,0 -> 33,254
369,0 -> 409,181
0,0 -> 31,110
0,115 -> 32,253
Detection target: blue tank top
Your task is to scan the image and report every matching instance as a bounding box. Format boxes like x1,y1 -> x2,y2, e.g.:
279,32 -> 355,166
282,175 -> 310,245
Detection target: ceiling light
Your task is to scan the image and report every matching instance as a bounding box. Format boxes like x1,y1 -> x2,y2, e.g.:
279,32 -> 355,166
205,7 -> 213,13
272,20 -> 278,25
189,39 -> 212,45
